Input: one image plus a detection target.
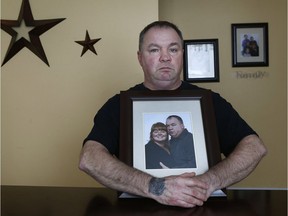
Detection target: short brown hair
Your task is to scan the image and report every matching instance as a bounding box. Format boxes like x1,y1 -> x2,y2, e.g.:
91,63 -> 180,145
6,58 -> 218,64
139,21 -> 183,51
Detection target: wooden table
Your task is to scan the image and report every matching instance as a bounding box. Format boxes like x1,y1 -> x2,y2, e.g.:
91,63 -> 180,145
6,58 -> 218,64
1,186 -> 287,216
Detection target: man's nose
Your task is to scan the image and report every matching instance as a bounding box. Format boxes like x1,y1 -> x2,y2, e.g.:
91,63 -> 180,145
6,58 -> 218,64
159,51 -> 171,62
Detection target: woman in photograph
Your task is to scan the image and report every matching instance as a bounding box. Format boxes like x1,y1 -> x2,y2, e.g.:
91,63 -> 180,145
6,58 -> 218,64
145,122 -> 176,169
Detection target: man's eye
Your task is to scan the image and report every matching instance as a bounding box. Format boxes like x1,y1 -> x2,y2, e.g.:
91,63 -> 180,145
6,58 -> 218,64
149,49 -> 159,53
170,48 -> 178,53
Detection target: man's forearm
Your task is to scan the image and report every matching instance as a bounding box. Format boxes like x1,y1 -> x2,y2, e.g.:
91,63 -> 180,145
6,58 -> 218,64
79,141 -> 152,197
79,141 -> 213,207
203,134 -> 267,192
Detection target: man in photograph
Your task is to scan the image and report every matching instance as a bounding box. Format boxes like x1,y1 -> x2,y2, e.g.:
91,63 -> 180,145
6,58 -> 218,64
166,115 -> 196,168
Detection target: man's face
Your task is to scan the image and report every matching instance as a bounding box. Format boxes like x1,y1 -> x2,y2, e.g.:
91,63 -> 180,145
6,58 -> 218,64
137,27 -> 183,90
166,117 -> 184,138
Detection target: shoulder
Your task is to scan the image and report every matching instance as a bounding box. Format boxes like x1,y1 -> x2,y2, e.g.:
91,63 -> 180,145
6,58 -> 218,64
103,83 -> 145,107
180,81 -> 230,107
145,141 -> 157,152
182,129 -> 193,140
179,81 -> 202,90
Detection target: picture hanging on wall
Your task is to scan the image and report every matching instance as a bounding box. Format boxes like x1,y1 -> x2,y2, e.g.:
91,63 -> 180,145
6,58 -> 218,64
232,23 -> 269,67
183,39 -> 219,83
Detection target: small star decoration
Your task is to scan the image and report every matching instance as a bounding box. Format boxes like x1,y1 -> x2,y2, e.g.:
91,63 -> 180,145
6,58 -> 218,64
1,0 -> 65,66
75,30 -> 101,56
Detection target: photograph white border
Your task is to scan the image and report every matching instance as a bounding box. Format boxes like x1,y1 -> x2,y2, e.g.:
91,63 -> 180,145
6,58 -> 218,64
133,99 -> 209,177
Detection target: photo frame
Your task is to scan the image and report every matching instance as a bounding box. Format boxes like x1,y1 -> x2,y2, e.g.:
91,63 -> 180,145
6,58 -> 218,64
232,23 -> 269,67
183,39 -> 219,82
119,90 -> 221,179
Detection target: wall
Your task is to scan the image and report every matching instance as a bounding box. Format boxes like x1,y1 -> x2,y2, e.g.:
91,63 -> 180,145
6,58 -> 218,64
159,0 -> 287,188
1,0 -> 287,189
1,0 -> 158,187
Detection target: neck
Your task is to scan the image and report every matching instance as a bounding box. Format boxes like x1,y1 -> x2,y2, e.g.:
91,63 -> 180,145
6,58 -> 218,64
143,80 -> 182,90
155,140 -> 166,146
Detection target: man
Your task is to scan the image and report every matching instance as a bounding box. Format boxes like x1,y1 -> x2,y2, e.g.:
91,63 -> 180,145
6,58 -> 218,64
249,36 -> 259,56
79,21 -> 267,208
241,34 -> 250,56
166,115 -> 196,168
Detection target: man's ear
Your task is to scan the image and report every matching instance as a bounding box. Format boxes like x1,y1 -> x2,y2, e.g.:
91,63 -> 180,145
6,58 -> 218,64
137,51 -> 142,66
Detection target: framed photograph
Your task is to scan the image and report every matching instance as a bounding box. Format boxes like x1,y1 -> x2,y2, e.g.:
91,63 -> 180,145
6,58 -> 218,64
232,23 -> 269,67
119,90 -> 221,179
183,39 -> 219,83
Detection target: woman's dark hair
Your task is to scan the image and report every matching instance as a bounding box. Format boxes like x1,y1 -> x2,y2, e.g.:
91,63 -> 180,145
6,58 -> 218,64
149,122 -> 168,141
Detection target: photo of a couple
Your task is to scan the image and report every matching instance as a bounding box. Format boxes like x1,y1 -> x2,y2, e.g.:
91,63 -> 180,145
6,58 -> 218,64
145,115 -> 197,169
241,34 -> 259,57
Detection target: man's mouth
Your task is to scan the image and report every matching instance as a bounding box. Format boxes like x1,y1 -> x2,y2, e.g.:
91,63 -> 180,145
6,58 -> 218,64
158,66 -> 173,71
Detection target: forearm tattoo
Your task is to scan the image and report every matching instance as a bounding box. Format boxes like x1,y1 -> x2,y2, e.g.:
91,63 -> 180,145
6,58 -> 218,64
148,177 -> 165,196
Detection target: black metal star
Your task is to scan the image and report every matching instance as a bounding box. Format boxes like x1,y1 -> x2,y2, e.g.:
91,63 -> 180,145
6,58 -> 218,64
1,0 -> 65,66
75,30 -> 101,56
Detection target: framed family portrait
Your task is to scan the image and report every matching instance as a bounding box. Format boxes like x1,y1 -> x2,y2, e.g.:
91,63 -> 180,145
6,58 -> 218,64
232,23 -> 269,67
119,90 -> 221,179
183,39 -> 219,82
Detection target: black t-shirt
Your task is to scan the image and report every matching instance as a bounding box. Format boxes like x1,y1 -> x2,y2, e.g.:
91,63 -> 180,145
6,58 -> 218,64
83,82 -> 257,157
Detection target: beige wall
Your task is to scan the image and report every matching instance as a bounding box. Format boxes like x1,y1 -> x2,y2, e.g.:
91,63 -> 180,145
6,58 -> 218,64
1,0 -> 287,189
159,0 -> 287,188
1,0 -> 158,187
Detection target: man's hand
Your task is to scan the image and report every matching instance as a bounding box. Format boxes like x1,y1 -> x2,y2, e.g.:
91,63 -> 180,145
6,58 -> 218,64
148,172 -> 209,208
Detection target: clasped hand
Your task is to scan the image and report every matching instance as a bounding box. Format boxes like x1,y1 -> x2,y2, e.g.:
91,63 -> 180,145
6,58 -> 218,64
152,172 -> 210,208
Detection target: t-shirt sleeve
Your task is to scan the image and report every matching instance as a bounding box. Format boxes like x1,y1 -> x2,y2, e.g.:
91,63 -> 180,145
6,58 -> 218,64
83,95 -> 120,156
212,93 -> 257,156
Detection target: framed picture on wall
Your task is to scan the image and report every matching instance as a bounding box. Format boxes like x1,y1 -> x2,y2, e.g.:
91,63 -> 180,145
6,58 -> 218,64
232,23 -> 269,67
183,39 -> 219,83
119,90 -> 226,198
